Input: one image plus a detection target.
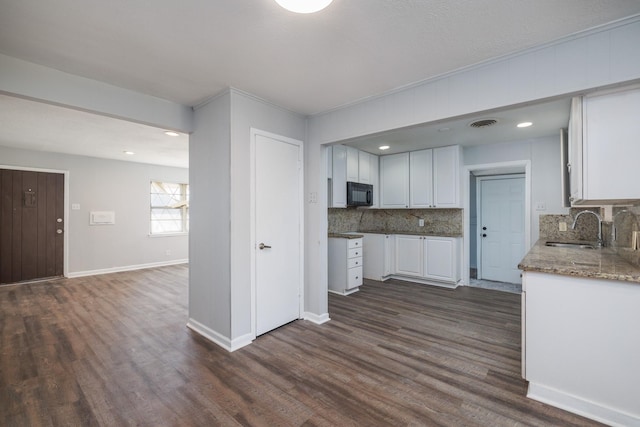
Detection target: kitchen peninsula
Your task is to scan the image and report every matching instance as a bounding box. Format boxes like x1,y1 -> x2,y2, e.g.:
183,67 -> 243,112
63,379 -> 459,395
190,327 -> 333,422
518,241 -> 640,427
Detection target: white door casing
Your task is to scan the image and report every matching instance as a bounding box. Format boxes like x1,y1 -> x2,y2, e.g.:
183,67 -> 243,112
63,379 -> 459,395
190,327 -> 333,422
251,129 -> 303,337
478,175 -> 525,284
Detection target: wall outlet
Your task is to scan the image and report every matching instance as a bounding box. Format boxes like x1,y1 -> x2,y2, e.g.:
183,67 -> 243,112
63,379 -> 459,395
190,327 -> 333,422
419,218 -> 424,227
559,221 -> 567,232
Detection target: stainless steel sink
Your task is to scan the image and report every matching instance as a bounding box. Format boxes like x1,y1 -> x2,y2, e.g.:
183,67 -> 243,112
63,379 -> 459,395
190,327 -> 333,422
545,241 -> 596,249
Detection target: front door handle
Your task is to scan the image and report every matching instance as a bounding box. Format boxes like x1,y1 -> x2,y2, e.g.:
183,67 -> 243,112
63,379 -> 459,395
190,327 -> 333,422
258,243 -> 271,250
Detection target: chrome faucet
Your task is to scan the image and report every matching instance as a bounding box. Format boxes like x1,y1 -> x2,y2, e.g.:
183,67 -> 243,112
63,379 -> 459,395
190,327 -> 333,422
571,210 -> 603,247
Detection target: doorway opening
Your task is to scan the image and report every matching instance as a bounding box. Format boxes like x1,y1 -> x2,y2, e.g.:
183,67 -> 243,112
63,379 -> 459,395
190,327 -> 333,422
463,161 -> 531,294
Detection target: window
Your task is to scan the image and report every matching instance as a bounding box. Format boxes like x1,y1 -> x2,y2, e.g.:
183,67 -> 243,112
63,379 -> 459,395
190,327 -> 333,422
150,181 -> 189,235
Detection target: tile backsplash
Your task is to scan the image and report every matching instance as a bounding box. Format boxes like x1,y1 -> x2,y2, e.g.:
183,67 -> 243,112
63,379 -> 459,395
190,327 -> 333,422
328,208 -> 463,237
539,206 -> 640,248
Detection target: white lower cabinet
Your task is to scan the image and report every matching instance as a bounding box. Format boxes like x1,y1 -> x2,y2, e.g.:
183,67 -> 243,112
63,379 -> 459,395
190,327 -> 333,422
363,233 -> 460,287
328,237 -> 363,295
362,233 -> 393,281
423,236 -> 459,282
395,235 -> 424,277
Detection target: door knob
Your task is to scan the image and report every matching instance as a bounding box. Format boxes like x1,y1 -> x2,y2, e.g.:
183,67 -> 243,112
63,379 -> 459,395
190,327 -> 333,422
482,233 -> 487,237
56,229 -> 63,234
482,226 -> 487,230
258,243 -> 271,250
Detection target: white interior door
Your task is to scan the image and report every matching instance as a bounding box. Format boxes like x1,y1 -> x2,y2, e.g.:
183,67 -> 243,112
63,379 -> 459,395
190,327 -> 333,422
254,131 -> 302,336
479,176 -> 525,284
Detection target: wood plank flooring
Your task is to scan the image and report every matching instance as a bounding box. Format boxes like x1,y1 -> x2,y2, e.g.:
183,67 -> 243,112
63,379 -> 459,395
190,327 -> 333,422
0,266 -> 603,426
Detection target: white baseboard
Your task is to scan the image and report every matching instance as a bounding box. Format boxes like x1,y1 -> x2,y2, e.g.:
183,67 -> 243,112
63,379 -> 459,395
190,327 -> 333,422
304,311 -> 330,325
386,275 -> 459,289
67,259 -> 188,278
186,319 -> 253,352
528,382 -> 639,427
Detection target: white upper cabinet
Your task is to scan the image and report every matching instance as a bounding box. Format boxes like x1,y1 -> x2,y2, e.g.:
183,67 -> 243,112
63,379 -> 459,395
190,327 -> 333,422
358,150 -> 371,184
346,146 -> 359,182
329,145 -> 379,208
380,146 -> 461,209
368,154 -> 379,207
409,149 -> 433,208
570,85 -> 640,204
330,144 -> 347,208
380,152 -> 410,208
433,145 -> 461,208
568,97 -> 583,203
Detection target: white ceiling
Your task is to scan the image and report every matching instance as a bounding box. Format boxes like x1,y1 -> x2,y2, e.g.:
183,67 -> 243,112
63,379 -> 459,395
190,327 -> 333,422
1,1 -> 640,167
0,95 -> 189,168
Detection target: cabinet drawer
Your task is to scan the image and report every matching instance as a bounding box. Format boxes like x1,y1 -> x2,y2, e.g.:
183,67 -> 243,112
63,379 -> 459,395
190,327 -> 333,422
348,247 -> 362,258
347,257 -> 363,269
348,239 -> 362,249
347,266 -> 363,289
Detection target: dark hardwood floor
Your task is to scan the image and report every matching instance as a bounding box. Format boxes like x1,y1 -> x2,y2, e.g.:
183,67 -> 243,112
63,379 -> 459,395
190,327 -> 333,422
1,266 -> 603,426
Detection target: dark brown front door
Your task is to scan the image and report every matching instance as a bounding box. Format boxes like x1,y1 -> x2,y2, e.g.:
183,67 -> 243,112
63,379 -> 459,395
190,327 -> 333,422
0,169 -> 64,284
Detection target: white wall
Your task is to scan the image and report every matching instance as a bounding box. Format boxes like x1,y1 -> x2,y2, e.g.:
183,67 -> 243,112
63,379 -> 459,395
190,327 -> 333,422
189,91 -> 232,339
0,145 -> 189,275
229,90 -> 306,340
189,88 -> 305,349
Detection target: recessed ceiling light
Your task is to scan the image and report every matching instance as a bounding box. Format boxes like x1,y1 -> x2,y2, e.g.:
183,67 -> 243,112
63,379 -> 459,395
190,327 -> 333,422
275,0 -> 333,13
164,131 -> 180,137
379,145 -> 390,151
517,122 -> 533,128
123,151 -> 135,155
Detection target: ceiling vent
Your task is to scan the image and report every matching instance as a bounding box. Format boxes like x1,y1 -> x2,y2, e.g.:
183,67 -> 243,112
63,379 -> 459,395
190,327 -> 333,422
469,118 -> 498,128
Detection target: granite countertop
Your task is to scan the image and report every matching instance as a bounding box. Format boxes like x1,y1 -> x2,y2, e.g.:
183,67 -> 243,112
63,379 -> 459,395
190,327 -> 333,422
357,230 -> 463,237
328,233 -> 364,239
518,239 -> 640,284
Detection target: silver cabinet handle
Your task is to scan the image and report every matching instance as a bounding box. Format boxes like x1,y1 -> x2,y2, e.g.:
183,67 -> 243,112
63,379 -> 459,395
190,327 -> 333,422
258,243 -> 271,250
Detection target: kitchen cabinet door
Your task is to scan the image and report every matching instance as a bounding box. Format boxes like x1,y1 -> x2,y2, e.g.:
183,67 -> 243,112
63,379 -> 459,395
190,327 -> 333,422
380,152 -> 409,208
433,145 -> 461,208
383,234 -> 394,276
358,151 -> 371,184
582,86 -> 640,202
363,233 -> 392,280
409,149 -> 433,208
423,236 -> 459,282
394,235 -> 423,277
369,154 -> 379,208
568,97 -> 583,203
331,145 -> 347,207
346,146 -> 359,183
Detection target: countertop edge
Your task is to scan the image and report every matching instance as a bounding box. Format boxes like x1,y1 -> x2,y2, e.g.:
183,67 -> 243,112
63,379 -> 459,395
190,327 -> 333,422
519,239 -> 640,284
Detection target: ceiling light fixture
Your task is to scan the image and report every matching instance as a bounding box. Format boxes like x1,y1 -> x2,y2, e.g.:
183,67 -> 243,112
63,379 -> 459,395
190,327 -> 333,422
517,122 -> 533,128
379,145 -> 390,151
275,0 -> 333,13
164,131 -> 180,137
123,150 -> 135,155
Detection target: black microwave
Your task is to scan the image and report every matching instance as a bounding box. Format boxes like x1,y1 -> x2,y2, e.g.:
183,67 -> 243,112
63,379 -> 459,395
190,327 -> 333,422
346,181 -> 373,207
